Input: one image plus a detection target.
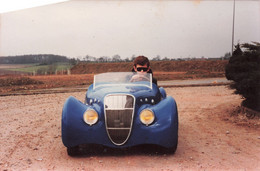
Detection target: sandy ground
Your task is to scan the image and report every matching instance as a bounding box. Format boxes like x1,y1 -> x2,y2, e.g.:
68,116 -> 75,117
0,86 -> 259,170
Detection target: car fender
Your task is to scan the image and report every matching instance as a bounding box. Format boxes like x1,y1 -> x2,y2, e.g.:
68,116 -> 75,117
128,96 -> 178,148
159,87 -> 167,99
61,96 -> 107,147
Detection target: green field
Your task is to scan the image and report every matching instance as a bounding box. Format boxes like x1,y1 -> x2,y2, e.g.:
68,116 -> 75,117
2,63 -> 73,74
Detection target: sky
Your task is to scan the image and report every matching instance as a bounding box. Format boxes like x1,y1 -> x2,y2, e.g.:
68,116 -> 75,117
0,0 -> 259,59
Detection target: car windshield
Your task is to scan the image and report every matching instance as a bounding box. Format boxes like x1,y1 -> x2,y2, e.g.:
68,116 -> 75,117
94,72 -> 152,89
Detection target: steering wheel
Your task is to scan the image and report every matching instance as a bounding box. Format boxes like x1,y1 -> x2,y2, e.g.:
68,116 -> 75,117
130,74 -> 150,82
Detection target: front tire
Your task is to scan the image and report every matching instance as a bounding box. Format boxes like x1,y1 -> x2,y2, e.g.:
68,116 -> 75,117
166,143 -> 178,154
67,146 -> 79,156
162,135 -> 178,154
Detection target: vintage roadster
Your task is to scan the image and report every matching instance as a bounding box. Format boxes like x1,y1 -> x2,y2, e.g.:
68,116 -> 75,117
62,72 -> 178,156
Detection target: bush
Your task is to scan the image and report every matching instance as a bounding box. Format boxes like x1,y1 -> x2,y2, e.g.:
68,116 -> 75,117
225,42 -> 260,111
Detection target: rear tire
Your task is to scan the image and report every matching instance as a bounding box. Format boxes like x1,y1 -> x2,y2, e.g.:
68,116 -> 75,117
67,146 -> 79,156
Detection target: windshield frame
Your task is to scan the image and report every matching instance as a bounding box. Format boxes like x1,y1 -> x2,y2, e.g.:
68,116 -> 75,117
93,72 -> 152,90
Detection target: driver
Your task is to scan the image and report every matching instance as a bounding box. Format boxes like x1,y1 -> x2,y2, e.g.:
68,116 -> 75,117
131,56 -> 157,85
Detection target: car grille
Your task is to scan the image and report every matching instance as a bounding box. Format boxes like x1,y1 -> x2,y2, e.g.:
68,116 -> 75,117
104,94 -> 135,145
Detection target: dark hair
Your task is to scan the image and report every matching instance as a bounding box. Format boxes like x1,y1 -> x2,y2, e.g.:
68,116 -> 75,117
133,56 -> 150,67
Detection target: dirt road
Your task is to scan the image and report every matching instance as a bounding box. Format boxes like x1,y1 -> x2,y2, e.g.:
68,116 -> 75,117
0,86 -> 259,170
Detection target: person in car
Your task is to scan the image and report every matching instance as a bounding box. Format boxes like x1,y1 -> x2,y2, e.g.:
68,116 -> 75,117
131,56 -> 157,85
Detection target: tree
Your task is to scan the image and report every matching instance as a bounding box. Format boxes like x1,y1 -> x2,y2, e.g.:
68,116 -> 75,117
152,55 -> 161,61
162,57 -> 170,61
225,42 -> 260,111
69,58 -> 77,66
112,54 -> 121,62
131,55 -> 136,62
224,52 -> 231,59
125,57 -> 130,62
84,55 -> 91,62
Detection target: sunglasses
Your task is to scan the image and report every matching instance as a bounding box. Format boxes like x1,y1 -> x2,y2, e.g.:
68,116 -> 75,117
136,67 -> 149,72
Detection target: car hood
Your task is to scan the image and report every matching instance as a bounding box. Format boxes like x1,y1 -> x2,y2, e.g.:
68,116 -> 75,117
86,84 -> 159,102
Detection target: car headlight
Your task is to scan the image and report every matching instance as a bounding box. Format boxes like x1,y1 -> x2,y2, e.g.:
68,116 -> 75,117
83,109 -> 98,126
140,109 -> 155,126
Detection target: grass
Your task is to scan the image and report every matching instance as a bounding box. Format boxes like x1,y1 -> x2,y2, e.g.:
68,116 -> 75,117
5,63 -> 72,73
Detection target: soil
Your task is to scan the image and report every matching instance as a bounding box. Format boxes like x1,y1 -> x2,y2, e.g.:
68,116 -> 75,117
0,74 -> 94,95
0,60 -> 228,95
0,71 -> 226,95
70,60 -> 228,74
0,86 -> 259,170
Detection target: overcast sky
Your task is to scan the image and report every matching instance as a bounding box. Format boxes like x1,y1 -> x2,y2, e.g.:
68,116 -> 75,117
0,0 -> 259,59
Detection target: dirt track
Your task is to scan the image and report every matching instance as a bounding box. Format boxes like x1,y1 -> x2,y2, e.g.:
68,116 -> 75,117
0,86 -> 259,170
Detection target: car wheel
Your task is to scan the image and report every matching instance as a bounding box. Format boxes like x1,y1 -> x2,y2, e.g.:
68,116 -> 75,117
67,146 -> 79,156
161,142 -> 178,154
167,143 -> 178,154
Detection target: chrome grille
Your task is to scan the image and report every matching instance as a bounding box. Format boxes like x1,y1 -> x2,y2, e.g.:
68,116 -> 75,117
104,94 -> 135,145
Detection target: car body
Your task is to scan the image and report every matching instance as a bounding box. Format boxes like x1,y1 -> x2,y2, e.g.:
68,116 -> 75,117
62,72 -> 178,156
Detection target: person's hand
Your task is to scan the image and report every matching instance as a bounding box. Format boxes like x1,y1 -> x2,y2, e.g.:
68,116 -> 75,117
130,74 -> 149,82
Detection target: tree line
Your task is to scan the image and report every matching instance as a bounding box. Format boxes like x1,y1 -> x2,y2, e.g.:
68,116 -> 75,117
0,53 -> 230,66
0,54 -> 69,64
70,54 -> 230,65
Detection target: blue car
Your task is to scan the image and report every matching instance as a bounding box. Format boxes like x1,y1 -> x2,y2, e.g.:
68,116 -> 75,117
62,72 -> 178,156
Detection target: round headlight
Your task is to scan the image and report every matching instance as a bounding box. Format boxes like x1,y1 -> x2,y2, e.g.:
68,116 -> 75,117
83,109 -> 98,126
140,109 -> 155,126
